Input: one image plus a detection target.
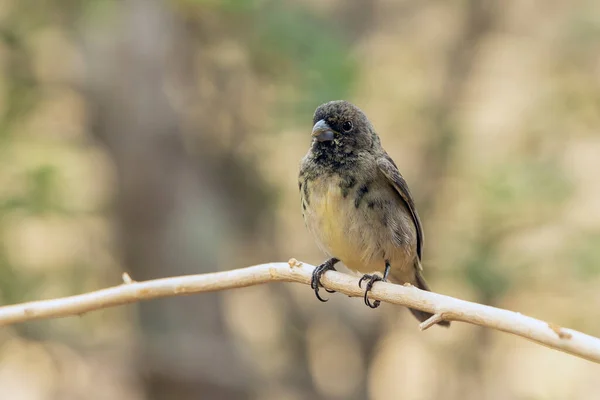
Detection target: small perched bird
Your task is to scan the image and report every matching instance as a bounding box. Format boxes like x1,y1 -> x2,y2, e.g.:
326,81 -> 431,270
299,100 -> 449,327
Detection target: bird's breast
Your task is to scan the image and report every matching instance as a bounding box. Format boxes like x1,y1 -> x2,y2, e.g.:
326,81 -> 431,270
303,176 -> 349,253
300,167 -> 416,273
301,173 -> 415,275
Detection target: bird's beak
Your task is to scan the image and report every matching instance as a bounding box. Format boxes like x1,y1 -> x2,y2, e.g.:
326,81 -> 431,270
311,119 -> 335,142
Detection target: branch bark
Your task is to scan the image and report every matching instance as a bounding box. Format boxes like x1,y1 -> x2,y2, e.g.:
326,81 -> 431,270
1,259 -> 599,364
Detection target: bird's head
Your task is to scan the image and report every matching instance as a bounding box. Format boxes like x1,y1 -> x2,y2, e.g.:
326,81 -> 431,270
310,100 -> 378,156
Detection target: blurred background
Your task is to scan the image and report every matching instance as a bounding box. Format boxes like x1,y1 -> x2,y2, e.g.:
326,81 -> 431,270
1,0 -> 600,399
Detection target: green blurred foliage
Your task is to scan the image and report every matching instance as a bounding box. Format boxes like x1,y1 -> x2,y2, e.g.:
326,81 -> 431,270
481,160 -> 571,228
0,253 -> 44,307
0,29 -> 38,137
181,0 -> 357,120
249,3 -> 356,115
569,232 -> 600,279
461,160 -> 572,300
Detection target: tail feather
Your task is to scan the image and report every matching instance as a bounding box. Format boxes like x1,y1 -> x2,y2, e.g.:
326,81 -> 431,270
411,270 -> 450,327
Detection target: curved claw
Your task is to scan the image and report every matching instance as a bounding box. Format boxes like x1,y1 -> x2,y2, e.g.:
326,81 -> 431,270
311,270 -> 328,302
364,293 -> 380,309
358,276 -> 365,288
315,287 -> 329,302
359,274 -> 383,309
311,260 -> 338,302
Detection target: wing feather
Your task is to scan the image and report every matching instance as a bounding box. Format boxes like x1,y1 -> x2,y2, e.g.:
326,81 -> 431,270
377,155 -> 424,260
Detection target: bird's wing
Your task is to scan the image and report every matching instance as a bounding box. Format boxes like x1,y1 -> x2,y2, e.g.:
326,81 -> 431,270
377,155 -> 424,261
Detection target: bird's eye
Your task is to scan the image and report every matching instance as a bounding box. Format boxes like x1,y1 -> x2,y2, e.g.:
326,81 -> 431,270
342,121 -> 353,132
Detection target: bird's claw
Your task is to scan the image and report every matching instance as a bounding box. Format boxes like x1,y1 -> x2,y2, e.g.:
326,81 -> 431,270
359,274 -> 384,308
311,260 -> 337,302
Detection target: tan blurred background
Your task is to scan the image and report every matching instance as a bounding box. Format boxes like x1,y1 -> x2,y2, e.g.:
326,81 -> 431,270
1,0 -> 600,399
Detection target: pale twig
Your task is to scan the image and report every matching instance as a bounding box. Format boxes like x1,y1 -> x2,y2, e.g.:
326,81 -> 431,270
0,259 -> 598,364
419,313 -> 445,331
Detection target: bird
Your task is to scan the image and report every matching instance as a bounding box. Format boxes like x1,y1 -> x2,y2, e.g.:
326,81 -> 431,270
298,100 -> 449,327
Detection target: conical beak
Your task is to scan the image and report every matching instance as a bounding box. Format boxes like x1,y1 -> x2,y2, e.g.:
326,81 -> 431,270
311,119 -> 335,142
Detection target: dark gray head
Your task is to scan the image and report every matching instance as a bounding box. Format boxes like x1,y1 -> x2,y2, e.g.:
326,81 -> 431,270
310,101 -> 379,158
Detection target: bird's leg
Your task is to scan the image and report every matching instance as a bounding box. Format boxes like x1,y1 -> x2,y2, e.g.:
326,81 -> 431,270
358,260 -> 391,309
311,258 -> 339,302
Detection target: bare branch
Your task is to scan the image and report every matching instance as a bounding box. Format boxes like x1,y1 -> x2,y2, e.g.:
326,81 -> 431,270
0,259 -> 598,364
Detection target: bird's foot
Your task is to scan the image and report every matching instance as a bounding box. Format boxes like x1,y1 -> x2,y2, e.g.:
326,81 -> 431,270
358,274 -> 385,309
311,258 -> 339,302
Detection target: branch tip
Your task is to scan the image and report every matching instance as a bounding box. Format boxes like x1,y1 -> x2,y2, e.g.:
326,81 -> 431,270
419,313 -> 444,331
122,273 -> 134,284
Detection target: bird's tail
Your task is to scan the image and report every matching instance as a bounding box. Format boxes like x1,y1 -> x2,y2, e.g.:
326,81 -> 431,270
409,270 -> 450,327
389,266 -> 450,328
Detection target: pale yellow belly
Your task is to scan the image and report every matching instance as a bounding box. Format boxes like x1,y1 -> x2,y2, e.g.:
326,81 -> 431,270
303,176 -> 414,279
